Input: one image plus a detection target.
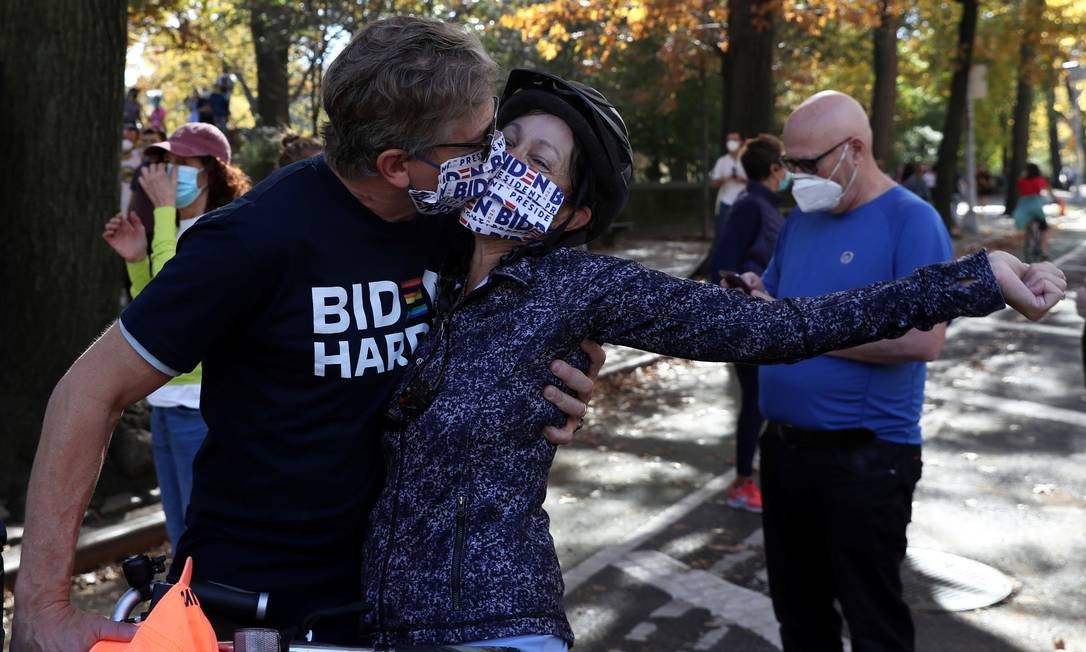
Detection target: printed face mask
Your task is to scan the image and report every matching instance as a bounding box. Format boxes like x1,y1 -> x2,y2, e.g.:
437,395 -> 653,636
458,151 -> 567,241
168,164 -> 205,209
790,143 -> 858,213
408,132 -> 506,215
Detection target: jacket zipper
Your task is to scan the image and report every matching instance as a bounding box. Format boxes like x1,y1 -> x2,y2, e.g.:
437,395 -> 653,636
452,494 -> 466,610
376,429 -> 406,643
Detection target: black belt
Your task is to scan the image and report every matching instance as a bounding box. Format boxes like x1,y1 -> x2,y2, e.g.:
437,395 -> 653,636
766,421 -> 875,448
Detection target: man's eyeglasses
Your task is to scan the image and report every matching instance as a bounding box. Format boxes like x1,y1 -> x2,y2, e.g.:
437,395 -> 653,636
782,137 -> 852,174
429,96 -> 500,154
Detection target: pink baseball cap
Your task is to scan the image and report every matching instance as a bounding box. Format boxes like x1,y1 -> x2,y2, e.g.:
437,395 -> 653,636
148,122 -> 232,164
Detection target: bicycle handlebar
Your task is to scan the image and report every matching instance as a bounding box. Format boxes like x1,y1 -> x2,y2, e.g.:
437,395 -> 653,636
111,580 -> 268,624
191,580 -> 269,623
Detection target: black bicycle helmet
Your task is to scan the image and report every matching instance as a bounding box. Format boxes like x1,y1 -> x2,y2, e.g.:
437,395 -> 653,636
498,69 -> 633,247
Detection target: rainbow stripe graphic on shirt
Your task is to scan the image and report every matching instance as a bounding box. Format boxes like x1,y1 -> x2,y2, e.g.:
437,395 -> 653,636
401,277 -> 429,320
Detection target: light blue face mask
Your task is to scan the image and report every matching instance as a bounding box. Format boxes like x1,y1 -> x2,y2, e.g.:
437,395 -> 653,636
168,164 -> 205,208
779,170 -> 793,192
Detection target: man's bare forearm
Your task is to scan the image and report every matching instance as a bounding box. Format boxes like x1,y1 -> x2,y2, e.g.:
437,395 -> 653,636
826,324 -> 947,364
14,323 -> 168,609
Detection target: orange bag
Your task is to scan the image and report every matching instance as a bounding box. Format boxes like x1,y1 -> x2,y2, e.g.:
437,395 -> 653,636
90,557 -> 219,652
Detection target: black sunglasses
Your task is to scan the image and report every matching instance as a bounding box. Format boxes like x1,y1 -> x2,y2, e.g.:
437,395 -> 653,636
429,96 -> 500,154
782,137 -> 852,174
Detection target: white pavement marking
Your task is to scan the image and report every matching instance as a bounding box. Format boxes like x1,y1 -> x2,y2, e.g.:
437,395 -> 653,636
651,599 -> 696,619
695,617 -> 732,651
1053,238 -> 1086,267
614,549 -> 782,649
926,382 -> 1086,429
624,621 -> 657,642
563,470 -> 736,595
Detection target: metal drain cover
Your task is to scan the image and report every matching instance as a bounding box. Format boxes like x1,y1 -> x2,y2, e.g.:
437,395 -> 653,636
902,547 -> 1013,612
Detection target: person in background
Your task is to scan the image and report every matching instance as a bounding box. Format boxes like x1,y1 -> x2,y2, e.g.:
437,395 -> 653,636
1012,162 -> 1056,259
210,81 -> 230,132
708,134 -> 790,513
277,132 -> 323,168
710,132 -> 748,229
123,88 -> 142,126
186,89 -> 202,123
900,160 -> 931,203
102,123 -> 251,549
744,91 -> 960,651
120,124 -> 144,214
148,94 -> 167,132
127,128 -> 173,247
140,127 -> 168,153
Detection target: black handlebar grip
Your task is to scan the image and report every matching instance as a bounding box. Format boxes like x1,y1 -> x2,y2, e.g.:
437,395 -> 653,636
191,580 -> 269,623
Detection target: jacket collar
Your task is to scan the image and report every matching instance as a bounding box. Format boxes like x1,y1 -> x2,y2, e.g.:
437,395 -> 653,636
745,180 -> 783,206
490,249 -> 539,288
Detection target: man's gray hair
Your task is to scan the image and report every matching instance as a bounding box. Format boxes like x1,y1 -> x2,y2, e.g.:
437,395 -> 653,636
322,16 -> 498,178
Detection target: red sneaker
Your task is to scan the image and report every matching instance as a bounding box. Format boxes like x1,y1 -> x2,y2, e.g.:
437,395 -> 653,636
726,477 -> 763,513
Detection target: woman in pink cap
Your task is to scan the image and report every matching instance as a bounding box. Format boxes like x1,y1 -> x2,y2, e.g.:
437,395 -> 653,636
102,122 -> 250,550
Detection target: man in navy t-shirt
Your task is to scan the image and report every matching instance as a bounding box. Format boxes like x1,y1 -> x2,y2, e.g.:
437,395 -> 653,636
13,18 -> 601,650
745,92 -> 952,652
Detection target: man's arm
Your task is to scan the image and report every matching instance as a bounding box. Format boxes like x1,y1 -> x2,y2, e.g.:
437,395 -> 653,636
826,323 -> 947,364
13,322 -> 169,651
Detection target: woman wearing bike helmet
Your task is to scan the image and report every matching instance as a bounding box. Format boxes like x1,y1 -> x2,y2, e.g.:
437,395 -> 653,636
360,70 -> 1057,651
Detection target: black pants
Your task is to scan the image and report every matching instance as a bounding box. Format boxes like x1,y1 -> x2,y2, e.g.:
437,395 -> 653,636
733,363 -> 762,477
760,429 -> 923,652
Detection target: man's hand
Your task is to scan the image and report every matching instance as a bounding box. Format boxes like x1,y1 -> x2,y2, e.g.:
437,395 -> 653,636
987,250 -> 1066,321
102,212 -> 148,263
739,272 -> 775,301
543,340 -> 606,445
11,600 -> 136,652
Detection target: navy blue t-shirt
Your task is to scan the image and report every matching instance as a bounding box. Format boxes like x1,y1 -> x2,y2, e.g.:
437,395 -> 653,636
119,156 -> 452,630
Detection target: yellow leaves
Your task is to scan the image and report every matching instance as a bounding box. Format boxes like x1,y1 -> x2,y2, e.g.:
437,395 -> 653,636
501,0 -> 727,79
538,39 -> 560,61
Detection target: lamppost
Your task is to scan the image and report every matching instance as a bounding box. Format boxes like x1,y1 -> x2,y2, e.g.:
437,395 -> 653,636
1063,59 -> 1085,198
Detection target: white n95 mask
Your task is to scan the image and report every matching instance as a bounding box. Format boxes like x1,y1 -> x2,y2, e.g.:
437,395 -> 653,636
790,143 -> 858,213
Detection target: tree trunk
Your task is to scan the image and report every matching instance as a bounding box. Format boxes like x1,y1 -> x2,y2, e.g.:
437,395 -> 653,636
1003,0 -> 1044,215
1045,84 -> 1063,188
0,0 -> 126,515
722,0 -> 776,138
932,0 -> 979,231
871,0 -> 900,172
250,0 -> 293,127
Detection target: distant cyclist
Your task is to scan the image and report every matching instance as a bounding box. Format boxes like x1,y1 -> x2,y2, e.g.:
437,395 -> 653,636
1013,163 -> 1056,261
